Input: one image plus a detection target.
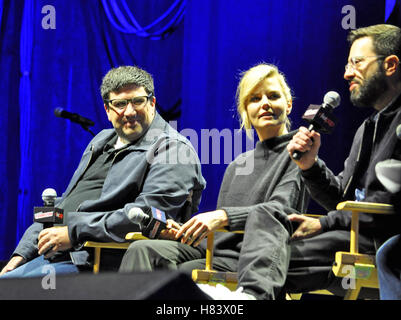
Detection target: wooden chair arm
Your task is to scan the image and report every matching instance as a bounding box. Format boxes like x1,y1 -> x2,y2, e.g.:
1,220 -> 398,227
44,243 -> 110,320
336,201 -> 394,214
83,241 -> 130,250
83,232 -> 148,249
335,201 -> 394,254
125,232 -> 149,241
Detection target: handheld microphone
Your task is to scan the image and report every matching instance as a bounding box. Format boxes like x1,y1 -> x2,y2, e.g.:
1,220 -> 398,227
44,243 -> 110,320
34,188 -> 64,229
128,207 -> 167,239
396,123 -> 401,140
54,108 -> 95,128
292,91 -> 341,160
375,124 -> 401,193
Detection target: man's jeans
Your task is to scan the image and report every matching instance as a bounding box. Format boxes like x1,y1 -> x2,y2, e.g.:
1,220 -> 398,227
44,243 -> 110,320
0,255 -> 79,278
376,234 -> 401,300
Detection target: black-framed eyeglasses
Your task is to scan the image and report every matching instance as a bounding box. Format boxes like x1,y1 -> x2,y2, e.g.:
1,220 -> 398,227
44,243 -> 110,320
344,55 -> 386,72
104,93 -> 153,111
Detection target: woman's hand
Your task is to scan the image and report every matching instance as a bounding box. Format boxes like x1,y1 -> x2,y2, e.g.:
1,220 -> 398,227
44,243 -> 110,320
175,210 -> 228,247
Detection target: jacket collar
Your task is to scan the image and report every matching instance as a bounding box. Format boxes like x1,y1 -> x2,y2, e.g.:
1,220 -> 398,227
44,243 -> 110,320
371,91 -> 401,121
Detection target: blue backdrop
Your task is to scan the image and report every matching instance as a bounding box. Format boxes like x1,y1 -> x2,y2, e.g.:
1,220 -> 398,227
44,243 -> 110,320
0,0 -> 394,259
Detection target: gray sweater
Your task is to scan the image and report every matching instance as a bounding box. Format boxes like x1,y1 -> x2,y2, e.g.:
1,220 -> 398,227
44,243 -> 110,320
208,131 -> 309,260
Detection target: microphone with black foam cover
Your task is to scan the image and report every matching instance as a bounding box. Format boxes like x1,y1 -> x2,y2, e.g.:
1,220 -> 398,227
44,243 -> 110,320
34,188 -> 64,229
128,207 -> 167,239
54,108 -> 95,128
292,91 -> 341,160
375,124 -> 401,193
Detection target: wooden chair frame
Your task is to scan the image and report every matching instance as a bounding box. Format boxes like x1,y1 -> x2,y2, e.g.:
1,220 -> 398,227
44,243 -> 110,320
83,192 -> 194,273
191,229 -> 243,290
191,201 -> 394,300
332,201 -> 394,299
84,232 -> 148,274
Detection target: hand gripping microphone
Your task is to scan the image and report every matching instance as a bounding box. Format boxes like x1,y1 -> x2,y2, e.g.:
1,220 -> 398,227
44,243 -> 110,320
34,188 -> 64,229
128,207 -> 167,239
292,91 -> 341,160
375,124 -> 401,193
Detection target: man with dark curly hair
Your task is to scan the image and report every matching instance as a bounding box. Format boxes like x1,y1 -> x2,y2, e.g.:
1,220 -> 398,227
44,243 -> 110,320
0,66 -> 205,278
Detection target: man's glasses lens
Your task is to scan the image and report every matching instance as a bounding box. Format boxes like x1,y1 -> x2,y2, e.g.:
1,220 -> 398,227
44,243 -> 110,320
110,96 -> 149,110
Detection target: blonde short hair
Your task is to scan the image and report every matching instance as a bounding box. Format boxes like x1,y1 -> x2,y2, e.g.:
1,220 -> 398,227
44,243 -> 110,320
236,63 -> 292,132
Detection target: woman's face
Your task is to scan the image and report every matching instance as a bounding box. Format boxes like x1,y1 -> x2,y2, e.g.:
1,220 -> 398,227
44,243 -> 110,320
246,76 -> 292,141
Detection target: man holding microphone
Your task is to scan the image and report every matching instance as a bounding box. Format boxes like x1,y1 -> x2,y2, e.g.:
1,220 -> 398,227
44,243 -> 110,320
285,24 -> 401,294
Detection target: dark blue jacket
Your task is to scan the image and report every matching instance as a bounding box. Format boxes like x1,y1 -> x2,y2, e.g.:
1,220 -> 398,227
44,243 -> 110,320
13,112 -> 206,264
302,95 -> 401,245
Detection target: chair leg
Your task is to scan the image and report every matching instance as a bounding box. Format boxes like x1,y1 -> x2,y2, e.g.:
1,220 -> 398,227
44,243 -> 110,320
344,280 -> 361,300
287,293 -> 303,300
93,247 -> 101,274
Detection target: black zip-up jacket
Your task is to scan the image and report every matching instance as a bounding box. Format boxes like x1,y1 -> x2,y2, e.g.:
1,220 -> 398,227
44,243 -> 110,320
301,94 -> 401,246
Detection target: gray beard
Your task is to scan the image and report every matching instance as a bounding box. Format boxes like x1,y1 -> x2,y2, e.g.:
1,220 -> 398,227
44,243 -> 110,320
350,68 -> 388,108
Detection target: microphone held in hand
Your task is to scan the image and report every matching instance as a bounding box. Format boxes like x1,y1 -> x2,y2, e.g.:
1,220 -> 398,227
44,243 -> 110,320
292,91 -> 341,160
396,123 -> 401,140
34,188 -> 64,229
54,108 -> 95,128
128,207 -> 167,239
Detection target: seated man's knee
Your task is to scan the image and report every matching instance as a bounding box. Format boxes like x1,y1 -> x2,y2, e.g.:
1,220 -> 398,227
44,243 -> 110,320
126,239 -> 154,254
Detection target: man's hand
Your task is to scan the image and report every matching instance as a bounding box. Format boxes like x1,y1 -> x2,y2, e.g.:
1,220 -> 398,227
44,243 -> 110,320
287,126 -> 321,170
37,226 -> 72,258
159,219 -> 181,240
289,214 -> 322,240
175,210 -> 228,247
0,255 -> 26,276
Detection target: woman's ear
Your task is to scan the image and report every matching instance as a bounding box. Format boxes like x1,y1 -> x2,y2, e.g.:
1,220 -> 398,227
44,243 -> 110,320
286,99 -> 293,115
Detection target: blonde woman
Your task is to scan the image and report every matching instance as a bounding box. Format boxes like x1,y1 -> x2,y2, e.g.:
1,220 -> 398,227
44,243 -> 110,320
119,63 -> 308,300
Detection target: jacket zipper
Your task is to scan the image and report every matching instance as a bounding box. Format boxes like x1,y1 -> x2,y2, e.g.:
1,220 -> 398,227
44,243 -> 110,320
342,122 -> 366,198
59,144 -> 95,210
75,147 -> 130,212
342,116 -> 379,199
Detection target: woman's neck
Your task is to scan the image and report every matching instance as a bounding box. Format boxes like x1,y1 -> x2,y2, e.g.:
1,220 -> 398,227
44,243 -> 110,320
256,125 -> 288,141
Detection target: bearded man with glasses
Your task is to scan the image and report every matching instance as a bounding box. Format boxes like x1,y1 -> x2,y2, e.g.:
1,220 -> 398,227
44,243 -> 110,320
0,66 -> 205,278
284,24 -> 401,297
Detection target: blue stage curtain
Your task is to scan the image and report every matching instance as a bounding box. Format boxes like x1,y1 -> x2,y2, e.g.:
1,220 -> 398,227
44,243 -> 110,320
179,0 -> 385,211
0,0 -> 386,259
101,0 -> 186,39
386,0 -> 401,24
0,0 -> 25,259
0,0 -> 185,259
17,0 -> 34,246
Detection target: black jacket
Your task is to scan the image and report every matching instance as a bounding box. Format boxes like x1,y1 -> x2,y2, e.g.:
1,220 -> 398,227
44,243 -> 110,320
302,94 -> 401,245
